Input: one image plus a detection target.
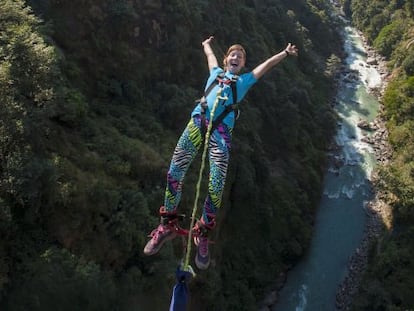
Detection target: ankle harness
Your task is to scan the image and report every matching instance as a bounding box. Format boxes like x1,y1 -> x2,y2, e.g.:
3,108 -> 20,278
159,207 -> 189,236
192,220 -> 215,237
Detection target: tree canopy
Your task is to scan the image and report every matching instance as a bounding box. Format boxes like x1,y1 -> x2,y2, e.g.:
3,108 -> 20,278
0,0 -> 343,310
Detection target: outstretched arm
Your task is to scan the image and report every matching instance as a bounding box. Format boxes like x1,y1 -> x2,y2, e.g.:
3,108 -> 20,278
202,36 -> 219,71
252,43 -> 298,79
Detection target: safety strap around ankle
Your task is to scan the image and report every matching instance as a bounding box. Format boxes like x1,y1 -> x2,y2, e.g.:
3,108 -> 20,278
193,220 -> 215,237
159,205 -> 176,221
159,206 -> 189,236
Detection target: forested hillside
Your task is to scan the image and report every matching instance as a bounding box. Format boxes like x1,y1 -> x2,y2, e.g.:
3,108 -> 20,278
341,0 -> 414,309
0,1 -> 342,310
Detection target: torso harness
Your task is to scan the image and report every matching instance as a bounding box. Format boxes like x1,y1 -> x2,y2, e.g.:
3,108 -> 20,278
198,73 -> 240,136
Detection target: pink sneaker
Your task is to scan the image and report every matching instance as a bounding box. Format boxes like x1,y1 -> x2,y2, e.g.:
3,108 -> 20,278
194,234 -> 210,270
193,220 -> 213,269
143,223 -> 177,256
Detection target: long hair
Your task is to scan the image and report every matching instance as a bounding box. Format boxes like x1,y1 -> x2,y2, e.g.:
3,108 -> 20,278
223,44 -> 246,70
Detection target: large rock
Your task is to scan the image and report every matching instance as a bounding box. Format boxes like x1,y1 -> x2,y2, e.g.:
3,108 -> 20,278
366,57 -> 378,65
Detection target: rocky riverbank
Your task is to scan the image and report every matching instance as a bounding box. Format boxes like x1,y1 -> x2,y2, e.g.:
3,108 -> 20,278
335,31 -> 393,311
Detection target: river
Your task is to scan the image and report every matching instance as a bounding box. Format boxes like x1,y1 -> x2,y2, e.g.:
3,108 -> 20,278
271,21 -> 383,311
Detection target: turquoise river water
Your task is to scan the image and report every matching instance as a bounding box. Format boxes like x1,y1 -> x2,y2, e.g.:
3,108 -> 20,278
272,23 -> 383,311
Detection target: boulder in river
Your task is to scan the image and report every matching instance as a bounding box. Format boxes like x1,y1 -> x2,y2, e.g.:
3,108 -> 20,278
357,120 -> 374,131
366,57 -> 378,65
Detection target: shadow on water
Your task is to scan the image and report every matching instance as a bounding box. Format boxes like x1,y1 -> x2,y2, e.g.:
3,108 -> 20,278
271,21 -> 381,311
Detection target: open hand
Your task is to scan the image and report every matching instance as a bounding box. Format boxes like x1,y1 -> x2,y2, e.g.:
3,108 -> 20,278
285,43 -> 298,56
202,36 -> 214,46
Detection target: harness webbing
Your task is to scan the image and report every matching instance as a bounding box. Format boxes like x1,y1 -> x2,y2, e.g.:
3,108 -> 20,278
204,73 -> 238,104
183,87 -> 227,271
200,74 -> 239,137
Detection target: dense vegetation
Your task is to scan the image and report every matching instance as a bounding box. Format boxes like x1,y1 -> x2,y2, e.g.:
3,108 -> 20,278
340,0 -> 414,309
0,0 -> 343,310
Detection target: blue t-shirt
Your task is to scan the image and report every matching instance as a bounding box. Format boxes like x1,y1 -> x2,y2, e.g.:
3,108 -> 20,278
192,67 -> 257,129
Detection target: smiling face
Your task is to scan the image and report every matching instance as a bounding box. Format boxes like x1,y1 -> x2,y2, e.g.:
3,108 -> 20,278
223,44 -> 246,74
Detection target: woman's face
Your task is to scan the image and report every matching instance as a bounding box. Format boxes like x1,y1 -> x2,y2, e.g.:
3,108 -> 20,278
226,50 -> 245,74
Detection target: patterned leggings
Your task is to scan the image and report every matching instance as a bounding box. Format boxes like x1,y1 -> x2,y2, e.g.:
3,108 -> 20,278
164,115 -> 232,226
